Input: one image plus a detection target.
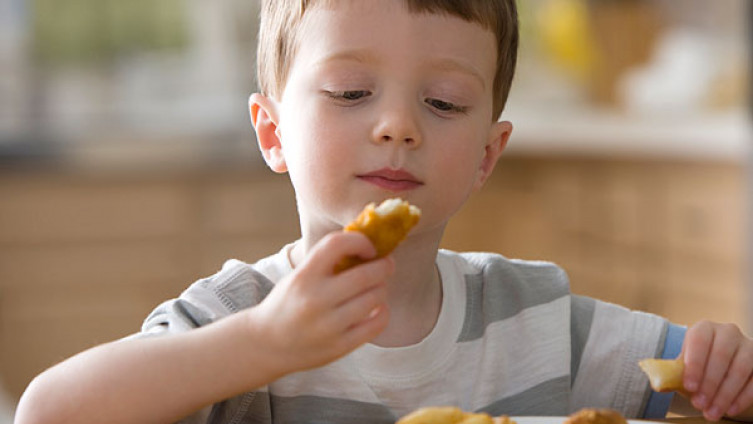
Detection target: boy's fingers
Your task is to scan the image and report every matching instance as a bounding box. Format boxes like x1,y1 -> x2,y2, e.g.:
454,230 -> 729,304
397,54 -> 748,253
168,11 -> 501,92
340,304 -> 390,348
331,256 -> 394,305
333,284 -> 387,328
684,321 -> 714,395
694,324 -> 740,412
710,343 -> 753,418
728,374 -> 753,417
302,232 -> 376,275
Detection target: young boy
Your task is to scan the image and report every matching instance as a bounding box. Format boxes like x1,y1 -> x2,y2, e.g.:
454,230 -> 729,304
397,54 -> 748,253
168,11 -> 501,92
15,1 -> 753,423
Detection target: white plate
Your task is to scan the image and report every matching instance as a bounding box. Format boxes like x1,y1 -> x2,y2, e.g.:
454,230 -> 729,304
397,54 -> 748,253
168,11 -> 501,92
513,418 -> 663,424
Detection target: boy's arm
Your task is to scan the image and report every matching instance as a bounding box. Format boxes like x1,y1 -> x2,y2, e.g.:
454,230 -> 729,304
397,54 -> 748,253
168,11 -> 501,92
16,311 -> 282,424
16,232 -> 393,424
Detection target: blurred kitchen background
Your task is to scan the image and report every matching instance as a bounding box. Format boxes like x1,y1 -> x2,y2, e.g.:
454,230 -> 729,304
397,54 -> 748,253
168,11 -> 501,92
0,0 -> 750,420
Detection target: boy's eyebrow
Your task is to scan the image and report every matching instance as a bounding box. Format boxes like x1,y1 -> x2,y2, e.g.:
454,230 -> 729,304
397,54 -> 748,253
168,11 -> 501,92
317,50 -> 378,67
427,58 -> 487,89
318,50 -> 487,88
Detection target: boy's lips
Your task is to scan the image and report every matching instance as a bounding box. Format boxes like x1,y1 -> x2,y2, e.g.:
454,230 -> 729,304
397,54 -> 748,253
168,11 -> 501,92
357,168 -> 423,191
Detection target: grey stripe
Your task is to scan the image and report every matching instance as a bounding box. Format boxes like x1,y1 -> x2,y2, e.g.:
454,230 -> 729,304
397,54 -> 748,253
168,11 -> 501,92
458,259 -> 570,342
174,299 -> 211,328
214,268 -> 276,313
570,295 -> 596,385
202,378 -> 572,423
268,394 -> 396,424
204,392 -> 266,424
478,375 -> 571,416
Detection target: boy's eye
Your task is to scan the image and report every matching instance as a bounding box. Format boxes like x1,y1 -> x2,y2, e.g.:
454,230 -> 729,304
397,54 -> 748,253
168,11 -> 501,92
326,90 -> 371,101
425,98 -> 467,114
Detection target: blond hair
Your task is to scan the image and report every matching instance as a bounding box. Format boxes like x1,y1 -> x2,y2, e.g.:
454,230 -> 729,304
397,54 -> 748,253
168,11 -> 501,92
256,0 -> 519,120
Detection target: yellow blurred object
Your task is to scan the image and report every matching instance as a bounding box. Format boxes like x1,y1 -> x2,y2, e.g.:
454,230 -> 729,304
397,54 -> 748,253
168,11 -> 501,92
32,0 -> 188,65
536,0 -> 598,80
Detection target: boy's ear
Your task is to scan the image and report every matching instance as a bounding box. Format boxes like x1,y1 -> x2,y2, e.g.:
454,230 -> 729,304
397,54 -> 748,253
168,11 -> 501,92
249,93 -> 287,173
473,120 -> 512,191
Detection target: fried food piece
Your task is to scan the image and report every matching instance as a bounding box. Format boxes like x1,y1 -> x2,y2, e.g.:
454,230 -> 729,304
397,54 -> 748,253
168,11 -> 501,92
493,416 -> 515,424
564,408 -> 628,424
395,407 -> 515,424
334,198 -> 421,273
638,357 -> 685,393
396,407 -> 465,424
460,413 -> 494,424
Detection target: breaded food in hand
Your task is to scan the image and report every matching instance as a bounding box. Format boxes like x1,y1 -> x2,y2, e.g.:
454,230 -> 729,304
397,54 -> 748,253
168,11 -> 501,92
334,198 -> 421,273
395,406 -> 515,424
564,408 -> 628,424
638,357 -> 685,393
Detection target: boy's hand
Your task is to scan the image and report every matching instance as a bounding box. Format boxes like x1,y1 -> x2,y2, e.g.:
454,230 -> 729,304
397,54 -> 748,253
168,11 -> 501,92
248,231 -> 394,376
682,320 -> 753,421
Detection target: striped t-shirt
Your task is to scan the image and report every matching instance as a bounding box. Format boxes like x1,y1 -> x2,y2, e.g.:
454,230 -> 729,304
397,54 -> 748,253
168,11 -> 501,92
138,245 -> 678,424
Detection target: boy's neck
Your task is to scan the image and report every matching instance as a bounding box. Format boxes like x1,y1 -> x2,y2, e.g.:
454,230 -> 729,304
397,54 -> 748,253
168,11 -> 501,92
370,239 -> 443,347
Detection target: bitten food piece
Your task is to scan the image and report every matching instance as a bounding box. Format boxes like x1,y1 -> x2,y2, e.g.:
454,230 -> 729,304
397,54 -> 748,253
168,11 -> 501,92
563,408 -> 628,424
395,406 -> 515,424
334,198 -> 421,273
639,357 -> 685,393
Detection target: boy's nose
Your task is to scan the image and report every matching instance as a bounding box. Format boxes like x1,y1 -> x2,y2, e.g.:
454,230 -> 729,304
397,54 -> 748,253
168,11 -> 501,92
371,108 -> 422,148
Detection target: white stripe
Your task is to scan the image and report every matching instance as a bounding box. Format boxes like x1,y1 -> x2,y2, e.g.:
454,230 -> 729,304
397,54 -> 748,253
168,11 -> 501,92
456,295 -> 571,410
269,355 -> 380,403
570,301 -> 665,416
269,296 -> 572,417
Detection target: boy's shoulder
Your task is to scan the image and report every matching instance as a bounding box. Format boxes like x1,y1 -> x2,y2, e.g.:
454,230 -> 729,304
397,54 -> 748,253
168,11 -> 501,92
199,258 -> 278,312
438,249 -> 570,292
139,249 -> 289,335
190,246 -> 292,313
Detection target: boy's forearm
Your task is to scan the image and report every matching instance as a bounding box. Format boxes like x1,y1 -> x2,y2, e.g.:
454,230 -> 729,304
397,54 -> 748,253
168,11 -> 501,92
15,312 -> 284,424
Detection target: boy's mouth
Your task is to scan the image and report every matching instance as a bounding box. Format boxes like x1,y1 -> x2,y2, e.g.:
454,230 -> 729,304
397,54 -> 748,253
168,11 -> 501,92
357,168 -> 423,191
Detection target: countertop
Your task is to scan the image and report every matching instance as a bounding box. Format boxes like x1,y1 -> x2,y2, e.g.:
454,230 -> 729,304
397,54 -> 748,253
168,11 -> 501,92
505,106 -> 751,161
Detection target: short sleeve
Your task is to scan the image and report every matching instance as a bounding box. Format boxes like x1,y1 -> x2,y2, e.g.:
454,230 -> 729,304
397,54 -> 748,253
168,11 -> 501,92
132,259 -> 275,338
570,300 -> 668,417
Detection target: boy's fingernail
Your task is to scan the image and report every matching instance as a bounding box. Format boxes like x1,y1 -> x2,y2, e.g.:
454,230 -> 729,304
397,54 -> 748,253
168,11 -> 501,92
685,380 -> 698,392
693,394 -> 708,409
707,407 -> 722,421
727,405 -> 739,417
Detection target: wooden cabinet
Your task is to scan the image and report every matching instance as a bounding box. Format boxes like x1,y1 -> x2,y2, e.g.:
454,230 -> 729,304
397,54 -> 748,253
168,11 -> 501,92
444,157 -> 748,329
0,156 -> 748,399
0,168 -> 299,398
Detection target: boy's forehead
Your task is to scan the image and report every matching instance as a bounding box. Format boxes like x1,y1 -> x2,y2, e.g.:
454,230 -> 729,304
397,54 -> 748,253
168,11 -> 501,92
297,0 -> 497,65
301,0 -> 495,33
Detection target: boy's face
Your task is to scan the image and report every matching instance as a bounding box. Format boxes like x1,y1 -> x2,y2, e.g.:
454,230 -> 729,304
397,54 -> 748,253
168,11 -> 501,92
253,0 -> 511,236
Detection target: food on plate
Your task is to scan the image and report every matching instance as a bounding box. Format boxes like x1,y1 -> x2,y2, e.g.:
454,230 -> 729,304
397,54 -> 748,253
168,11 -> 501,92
638,357 -> 685,393
396,407 -> 464,424
334,198 -> 421,273
563,408 -> 628,424
396,407 -> 626,424
395,406 -> 515,424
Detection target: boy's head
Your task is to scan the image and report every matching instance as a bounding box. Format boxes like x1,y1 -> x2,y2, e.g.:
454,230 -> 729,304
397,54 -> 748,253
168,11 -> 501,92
256,0 -> 519,120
